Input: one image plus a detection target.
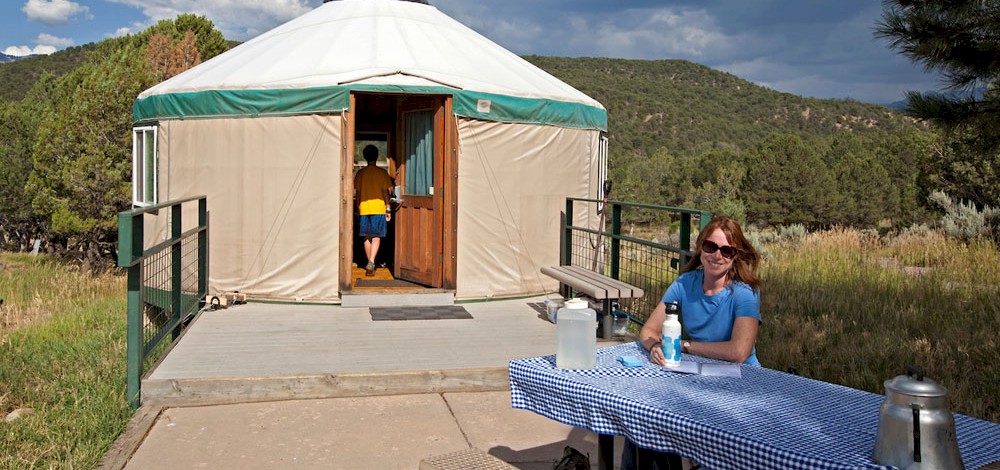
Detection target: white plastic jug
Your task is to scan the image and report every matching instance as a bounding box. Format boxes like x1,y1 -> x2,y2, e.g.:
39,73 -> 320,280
556,298 -> 596,369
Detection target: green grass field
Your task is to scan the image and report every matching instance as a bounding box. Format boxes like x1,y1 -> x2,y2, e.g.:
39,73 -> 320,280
1,254 -> 130,469
757,228 -> 1000,422
0,229 -> 997,467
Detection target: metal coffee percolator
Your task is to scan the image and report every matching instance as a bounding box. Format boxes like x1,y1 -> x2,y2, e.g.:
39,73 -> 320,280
873,366 -> 964,469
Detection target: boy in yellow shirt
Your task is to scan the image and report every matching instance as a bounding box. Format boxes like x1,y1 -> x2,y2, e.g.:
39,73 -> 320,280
354,145 -> 395,277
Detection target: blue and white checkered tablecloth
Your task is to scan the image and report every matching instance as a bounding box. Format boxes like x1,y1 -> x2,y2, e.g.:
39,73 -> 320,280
509,342 -> 1000,470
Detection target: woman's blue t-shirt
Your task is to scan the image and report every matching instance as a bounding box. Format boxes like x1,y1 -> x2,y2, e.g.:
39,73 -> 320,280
662,270 -> 761,366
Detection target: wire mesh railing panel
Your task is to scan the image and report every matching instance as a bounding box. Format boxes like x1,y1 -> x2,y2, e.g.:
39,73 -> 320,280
140,247 -> 173,355
569,228 -> 601,269
118,195 -> 208,408
180,235 -> 201,312
615,239 -> 682,324
561,198 -> 709,326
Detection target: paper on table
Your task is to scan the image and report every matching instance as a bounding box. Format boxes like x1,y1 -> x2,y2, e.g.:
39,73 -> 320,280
664,361 -> 742,377
664,361 -> 701,374
700,363 -> 742,378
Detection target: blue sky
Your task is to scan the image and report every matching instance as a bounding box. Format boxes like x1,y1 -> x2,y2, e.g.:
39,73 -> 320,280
1,0 -> 941,104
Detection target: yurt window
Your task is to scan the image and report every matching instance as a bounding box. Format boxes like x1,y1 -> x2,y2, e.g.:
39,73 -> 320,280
404,110 -> 434,196
354,131 -> 390,172
598,132 -> 609,200
131,126 -> 157,207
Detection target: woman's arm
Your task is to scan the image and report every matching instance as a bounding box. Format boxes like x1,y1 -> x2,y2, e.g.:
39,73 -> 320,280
641,302 -> 668,365
642,302 -> 760,366
683,316 -> 758,364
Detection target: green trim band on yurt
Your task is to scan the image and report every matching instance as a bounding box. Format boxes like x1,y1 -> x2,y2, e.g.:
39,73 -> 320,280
133,85 -> 608,131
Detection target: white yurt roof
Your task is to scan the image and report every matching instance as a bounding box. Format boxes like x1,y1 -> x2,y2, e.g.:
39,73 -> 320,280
134,0 -> 606,130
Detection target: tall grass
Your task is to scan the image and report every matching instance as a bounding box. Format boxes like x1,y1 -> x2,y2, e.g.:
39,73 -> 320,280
0,253 -> 130,469
758,228 -> 1000,423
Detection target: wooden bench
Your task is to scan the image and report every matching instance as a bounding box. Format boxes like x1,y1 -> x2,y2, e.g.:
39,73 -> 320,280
540,265 -> 644,339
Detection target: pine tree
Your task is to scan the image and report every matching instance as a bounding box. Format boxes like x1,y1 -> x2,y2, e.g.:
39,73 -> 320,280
26,41 -> 154,263
876,0 -> 1000,153
142,14 -> 228,61
146,31 -> 202,81
0,101 -> 40,249
876,0 -> 1000,210
741,134 -> 838,228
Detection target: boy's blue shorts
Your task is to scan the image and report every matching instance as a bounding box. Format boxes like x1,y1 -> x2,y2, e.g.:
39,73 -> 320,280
359,214 -> 387,238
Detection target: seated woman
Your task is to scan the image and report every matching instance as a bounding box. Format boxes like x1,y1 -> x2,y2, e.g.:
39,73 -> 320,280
622,214 -> 762,470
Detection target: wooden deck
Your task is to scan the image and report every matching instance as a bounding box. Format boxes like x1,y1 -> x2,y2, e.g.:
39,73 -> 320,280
142,297 -> 630,405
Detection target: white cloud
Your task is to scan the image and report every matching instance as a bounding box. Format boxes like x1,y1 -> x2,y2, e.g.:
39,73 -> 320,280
108,21 -> 152,38
22,0 -> 91,26
112,26 -> 136,37
583,9 -> 733,59
36,33 -> 74,48
3,33 -> 74,57
106,0 -> 315,41
4,44 -> 57,56
435,4 -> 740,60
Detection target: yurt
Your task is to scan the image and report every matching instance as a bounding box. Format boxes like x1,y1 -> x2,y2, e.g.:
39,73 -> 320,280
131,0 -> 608,302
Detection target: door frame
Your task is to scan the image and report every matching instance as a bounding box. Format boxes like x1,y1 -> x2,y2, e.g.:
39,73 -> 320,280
339,92 -> 458,293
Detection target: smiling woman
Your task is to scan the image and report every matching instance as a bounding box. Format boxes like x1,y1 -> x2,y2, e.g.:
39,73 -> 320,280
624,214 -> 762,470
641,214 -> 762,366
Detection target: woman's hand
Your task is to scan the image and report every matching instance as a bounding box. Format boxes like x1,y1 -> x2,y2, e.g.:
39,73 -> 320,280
641,302 -> 667,365
648,341 -> 665,366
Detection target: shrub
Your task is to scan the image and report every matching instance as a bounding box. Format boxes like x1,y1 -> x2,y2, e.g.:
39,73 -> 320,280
713,197 -> 747,225
928,191 -> 1000,242
744,226 -> 776,260
901,223 -> 935,238
778,224 -> 807,242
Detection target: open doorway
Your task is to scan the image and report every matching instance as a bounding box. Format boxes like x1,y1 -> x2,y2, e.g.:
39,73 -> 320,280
351,129 -> 395,277
347,92 -> 457,292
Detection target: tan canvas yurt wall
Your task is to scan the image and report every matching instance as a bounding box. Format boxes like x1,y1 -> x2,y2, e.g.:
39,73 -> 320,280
153,115 -> 343,302
455,118 -> 601,300
144,113 -> 598,302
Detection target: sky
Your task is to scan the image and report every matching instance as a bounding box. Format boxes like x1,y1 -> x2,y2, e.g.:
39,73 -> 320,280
0,0 -> 943,105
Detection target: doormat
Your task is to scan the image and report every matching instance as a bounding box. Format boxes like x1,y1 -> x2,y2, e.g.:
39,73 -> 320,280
369,305 -> 473,321
355,278 -> 423,288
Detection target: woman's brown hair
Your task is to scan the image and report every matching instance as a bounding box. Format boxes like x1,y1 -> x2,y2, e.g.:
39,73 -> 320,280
681,215 -> 761,292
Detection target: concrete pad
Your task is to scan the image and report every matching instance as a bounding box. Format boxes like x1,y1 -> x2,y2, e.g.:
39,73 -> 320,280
142,368 -> 511,406
124,394 -> 468,470
444,391 -> 624,469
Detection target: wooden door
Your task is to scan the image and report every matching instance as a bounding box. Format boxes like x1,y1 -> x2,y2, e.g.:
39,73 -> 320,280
394,97 -> 445,286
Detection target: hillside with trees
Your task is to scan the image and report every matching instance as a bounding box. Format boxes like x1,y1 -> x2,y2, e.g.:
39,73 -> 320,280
524,56 -> 939,229
0,43 -> 98,102
526,56 -> 924,157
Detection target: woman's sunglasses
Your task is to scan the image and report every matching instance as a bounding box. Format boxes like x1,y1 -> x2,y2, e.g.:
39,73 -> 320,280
702,239 -> 738,259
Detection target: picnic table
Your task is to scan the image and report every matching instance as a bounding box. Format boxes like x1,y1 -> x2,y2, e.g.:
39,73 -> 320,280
509,342 -> 1000,470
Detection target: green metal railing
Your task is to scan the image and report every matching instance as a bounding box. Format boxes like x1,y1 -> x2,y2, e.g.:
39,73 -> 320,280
561,198 -> 711,325
117,196 -> 208,407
